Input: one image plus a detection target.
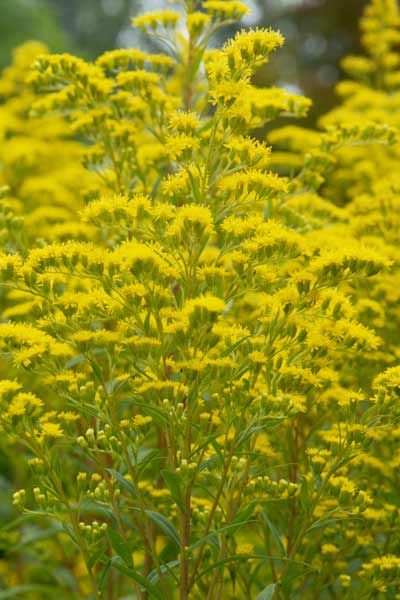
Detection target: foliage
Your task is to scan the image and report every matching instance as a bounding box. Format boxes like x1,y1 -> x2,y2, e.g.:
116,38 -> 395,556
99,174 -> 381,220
0,0 -> 69,69
0,1 -> 398,599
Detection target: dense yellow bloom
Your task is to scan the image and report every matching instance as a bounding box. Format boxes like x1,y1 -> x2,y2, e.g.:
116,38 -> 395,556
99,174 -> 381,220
132,10 -> 180,32
224,28 -> 284,70
7,392 -> 43,417
39,421 -> 64,438
0,0 -> 398,598
203,1 -> 250,20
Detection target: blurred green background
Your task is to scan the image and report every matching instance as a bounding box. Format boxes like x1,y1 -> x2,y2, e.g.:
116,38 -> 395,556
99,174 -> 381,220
0,0 -> 367,122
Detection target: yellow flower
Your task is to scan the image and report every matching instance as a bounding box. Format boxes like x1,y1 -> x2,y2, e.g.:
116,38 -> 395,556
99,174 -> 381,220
40,422 -> 64,439
236,542 -> 254,555
133,415 -> 152,428
132,10 -> 180,32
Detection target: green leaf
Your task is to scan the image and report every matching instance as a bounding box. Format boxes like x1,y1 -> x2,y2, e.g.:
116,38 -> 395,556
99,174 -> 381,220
147,559 -> 180,585
198,454 -> 220,472
98,560 -> 112,594
110,556 -> 163,599
88,357 -> 103,382
144,311 -> 151,334
0,514 -> 36,532
189,517 -> 256,552
61,522 -> 79,545
87,549 -> 106,570
145,511 -> 180,549
210,437 -> 224,462
298,477 -> 311,512
307,515 -> 361,533
189,47 -> 206,80
136,448 -> 161,476
78,500 -> 117,524
192,431 -> 223,461
11,525 -> 62,553
229,502 -> 256,533
161,470 -> 183,511
106,468 -> 136,498
64,353 -> 85,369
236,425 -> 265,448
190,530 -> 219,552
220,335 -> 251,358
256,583 -> 276,600
108,528 -> 133,567
261,510 -> 287,557
0,585 -> 59,599
195,554 -> 267,583
306,518 -> 339,533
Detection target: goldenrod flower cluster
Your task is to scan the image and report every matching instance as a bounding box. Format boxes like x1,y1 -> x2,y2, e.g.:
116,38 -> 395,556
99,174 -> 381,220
0,0 -> 398,598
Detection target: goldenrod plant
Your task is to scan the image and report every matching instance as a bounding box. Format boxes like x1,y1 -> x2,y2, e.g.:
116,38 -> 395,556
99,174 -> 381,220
267,2 -> 400,595
0,41 -> 97,328
0,41 -> 96,252
0,1 -> 398,599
